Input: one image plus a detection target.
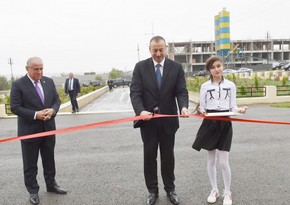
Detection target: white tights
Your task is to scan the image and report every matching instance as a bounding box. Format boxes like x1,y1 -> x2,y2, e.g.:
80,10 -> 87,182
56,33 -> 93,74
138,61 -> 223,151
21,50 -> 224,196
207,150 -> 231,194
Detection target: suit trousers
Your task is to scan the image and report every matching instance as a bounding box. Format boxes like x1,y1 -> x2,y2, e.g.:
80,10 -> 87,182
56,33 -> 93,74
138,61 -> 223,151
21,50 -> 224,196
21,136 -> 56,194
140,118 -> 176,194
68,90 -> 79,111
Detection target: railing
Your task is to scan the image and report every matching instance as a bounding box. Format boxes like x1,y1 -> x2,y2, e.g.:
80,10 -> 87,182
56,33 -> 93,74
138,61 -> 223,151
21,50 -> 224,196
277,85 -> 290,96
237,86 -> 266,98
5,104 -> 12,115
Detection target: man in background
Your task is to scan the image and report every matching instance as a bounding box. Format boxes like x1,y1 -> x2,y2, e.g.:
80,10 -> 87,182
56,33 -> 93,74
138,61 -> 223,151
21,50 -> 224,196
107,79 -> 113,91
10,57 -> 67,205
65,72 -> 81,113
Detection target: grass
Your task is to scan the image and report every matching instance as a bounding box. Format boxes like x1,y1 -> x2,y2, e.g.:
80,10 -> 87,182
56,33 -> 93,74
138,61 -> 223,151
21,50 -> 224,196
271,103 -> 290,108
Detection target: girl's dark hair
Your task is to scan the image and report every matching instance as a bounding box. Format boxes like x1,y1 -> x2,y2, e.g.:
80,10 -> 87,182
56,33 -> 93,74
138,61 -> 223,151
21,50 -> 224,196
205,56 -> 224,72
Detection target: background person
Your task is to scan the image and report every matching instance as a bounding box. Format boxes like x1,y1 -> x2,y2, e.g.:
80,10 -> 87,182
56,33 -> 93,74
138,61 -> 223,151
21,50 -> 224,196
192,56 -> 247,205
10,57 -> 67,205
107,79 -> 113,91
65,72 -> 80,113
130,36 -> 189,205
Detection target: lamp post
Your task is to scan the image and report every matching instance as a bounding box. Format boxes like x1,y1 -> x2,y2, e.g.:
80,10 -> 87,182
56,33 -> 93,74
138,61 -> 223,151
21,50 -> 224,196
266,31 -> 269,64
8,57 -> 14,83
137,44 -> 140,62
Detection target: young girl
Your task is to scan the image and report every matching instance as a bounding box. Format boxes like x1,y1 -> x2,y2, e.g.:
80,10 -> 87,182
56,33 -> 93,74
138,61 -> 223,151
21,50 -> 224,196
192,56 -> 247,205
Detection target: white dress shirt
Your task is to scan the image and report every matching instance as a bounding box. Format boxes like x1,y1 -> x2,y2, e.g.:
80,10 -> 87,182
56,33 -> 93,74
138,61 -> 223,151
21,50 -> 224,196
153,58 -> 165,76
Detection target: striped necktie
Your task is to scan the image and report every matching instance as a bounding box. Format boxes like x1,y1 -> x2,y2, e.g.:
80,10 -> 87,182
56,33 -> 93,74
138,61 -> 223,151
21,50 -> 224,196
34,81 -> 44,104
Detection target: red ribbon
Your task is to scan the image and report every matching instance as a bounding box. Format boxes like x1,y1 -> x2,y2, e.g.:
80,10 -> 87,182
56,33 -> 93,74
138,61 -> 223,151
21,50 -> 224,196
1,113 -> 290,143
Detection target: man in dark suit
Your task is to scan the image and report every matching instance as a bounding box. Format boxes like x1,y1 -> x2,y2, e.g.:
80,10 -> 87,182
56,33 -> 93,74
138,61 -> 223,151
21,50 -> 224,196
130,36 -> 189,205
64,72 -> 81,113
10,57 -> 67,205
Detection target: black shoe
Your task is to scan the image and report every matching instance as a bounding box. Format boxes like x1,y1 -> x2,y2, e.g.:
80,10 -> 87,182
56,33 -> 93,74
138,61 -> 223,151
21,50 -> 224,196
147,192 -> 158,205
29,193 -> 39,205
167,191 -> 179,205
76,109 -> 79,113
47,185 -> 67,194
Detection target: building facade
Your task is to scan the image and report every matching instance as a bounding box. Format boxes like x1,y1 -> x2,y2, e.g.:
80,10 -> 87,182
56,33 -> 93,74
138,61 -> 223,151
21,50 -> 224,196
168,38 -> 290,73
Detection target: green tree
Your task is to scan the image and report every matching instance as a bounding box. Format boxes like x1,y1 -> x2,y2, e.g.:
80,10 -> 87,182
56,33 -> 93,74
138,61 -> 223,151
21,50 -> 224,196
109,68 -> 124,79
0,76 -> 10,90
240,85 -> 246,96
254,75 -> 259,88
95,74 -> 103,81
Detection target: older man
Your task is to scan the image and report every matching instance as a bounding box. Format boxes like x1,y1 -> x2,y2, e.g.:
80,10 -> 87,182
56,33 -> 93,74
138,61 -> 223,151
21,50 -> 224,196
10,57 -> 67,205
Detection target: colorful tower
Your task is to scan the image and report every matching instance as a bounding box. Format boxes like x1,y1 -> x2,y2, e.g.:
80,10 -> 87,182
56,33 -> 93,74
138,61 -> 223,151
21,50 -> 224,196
215,8 -> 230,58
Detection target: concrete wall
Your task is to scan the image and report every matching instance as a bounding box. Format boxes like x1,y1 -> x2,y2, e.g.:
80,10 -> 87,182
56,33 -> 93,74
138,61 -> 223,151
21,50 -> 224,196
227,71 -> 290,80
0,104 -> 7,118
59,86 -> 109,112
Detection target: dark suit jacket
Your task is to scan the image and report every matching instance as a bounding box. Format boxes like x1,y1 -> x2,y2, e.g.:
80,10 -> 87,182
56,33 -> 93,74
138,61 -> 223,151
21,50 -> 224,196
10,75 -> 61,139
130,57 -> 188,133
64,78 -> 80,95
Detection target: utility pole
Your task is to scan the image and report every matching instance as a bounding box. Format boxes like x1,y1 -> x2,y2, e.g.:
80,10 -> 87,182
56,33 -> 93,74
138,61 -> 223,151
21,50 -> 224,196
8,57 -> 14,83
145,22 -> 155,37
137,44 -> 140,62
266,31 -> 269,64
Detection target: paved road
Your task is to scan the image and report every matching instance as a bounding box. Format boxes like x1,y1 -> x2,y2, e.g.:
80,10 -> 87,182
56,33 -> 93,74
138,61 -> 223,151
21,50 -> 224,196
1,94 -> 290,204
81,87 -> 134,113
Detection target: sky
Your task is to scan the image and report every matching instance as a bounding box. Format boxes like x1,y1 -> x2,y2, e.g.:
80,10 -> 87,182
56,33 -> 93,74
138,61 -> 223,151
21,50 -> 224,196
1,0 -> 290,78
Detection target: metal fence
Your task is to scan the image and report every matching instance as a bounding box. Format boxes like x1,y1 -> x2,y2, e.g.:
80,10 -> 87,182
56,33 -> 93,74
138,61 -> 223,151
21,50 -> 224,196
237,86 -> 290,97
5,104 -> 12,115
277,85 -> 290,96
237,86 -> 266,98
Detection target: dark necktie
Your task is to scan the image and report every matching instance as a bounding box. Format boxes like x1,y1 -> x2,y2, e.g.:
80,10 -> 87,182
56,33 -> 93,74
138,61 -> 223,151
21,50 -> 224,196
34,81 -> 44,104
156,64 -> 162,89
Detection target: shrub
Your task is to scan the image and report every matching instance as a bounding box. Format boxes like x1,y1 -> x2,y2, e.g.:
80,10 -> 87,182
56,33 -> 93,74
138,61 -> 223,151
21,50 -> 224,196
282,76 -> 288,86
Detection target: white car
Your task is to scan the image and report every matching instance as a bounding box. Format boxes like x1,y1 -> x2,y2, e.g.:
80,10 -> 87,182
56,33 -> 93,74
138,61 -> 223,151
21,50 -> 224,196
223,69 -> 237,75
237,67 -> 253,73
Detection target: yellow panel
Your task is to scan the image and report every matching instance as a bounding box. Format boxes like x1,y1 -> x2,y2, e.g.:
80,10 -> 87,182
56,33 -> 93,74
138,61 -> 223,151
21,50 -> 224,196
219,44 -> 231,49
219,22 -> 230,28
219,11 -> 230,17
220,33 -> 230,38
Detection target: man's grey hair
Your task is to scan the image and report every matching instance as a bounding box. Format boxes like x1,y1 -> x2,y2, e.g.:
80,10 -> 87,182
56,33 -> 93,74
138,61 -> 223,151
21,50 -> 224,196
26,57 -> 43,67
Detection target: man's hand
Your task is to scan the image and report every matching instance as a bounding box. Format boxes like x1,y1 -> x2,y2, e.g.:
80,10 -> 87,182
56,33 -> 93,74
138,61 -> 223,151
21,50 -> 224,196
36,110 -> 46,121
181,107 -> 189,118
36,108 -> 55,121
140,111 -> 153,121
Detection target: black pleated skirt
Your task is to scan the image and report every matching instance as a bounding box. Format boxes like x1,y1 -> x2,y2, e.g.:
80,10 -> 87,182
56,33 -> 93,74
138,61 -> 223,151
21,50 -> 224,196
192,111 -> 233,152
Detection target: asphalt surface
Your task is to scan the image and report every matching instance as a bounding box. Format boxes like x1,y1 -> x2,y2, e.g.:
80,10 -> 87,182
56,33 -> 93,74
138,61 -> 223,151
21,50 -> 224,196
1,89 -> 290,205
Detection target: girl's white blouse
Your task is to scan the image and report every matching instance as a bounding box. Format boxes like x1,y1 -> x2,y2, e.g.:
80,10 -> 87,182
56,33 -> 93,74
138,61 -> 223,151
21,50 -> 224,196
199,79 -> 238,113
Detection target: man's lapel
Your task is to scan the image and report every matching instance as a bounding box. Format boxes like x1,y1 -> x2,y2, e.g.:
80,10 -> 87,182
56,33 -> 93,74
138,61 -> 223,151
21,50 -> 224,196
147,59 -> 159,90
25,75 -> 40,102
160,58 -> 170,90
